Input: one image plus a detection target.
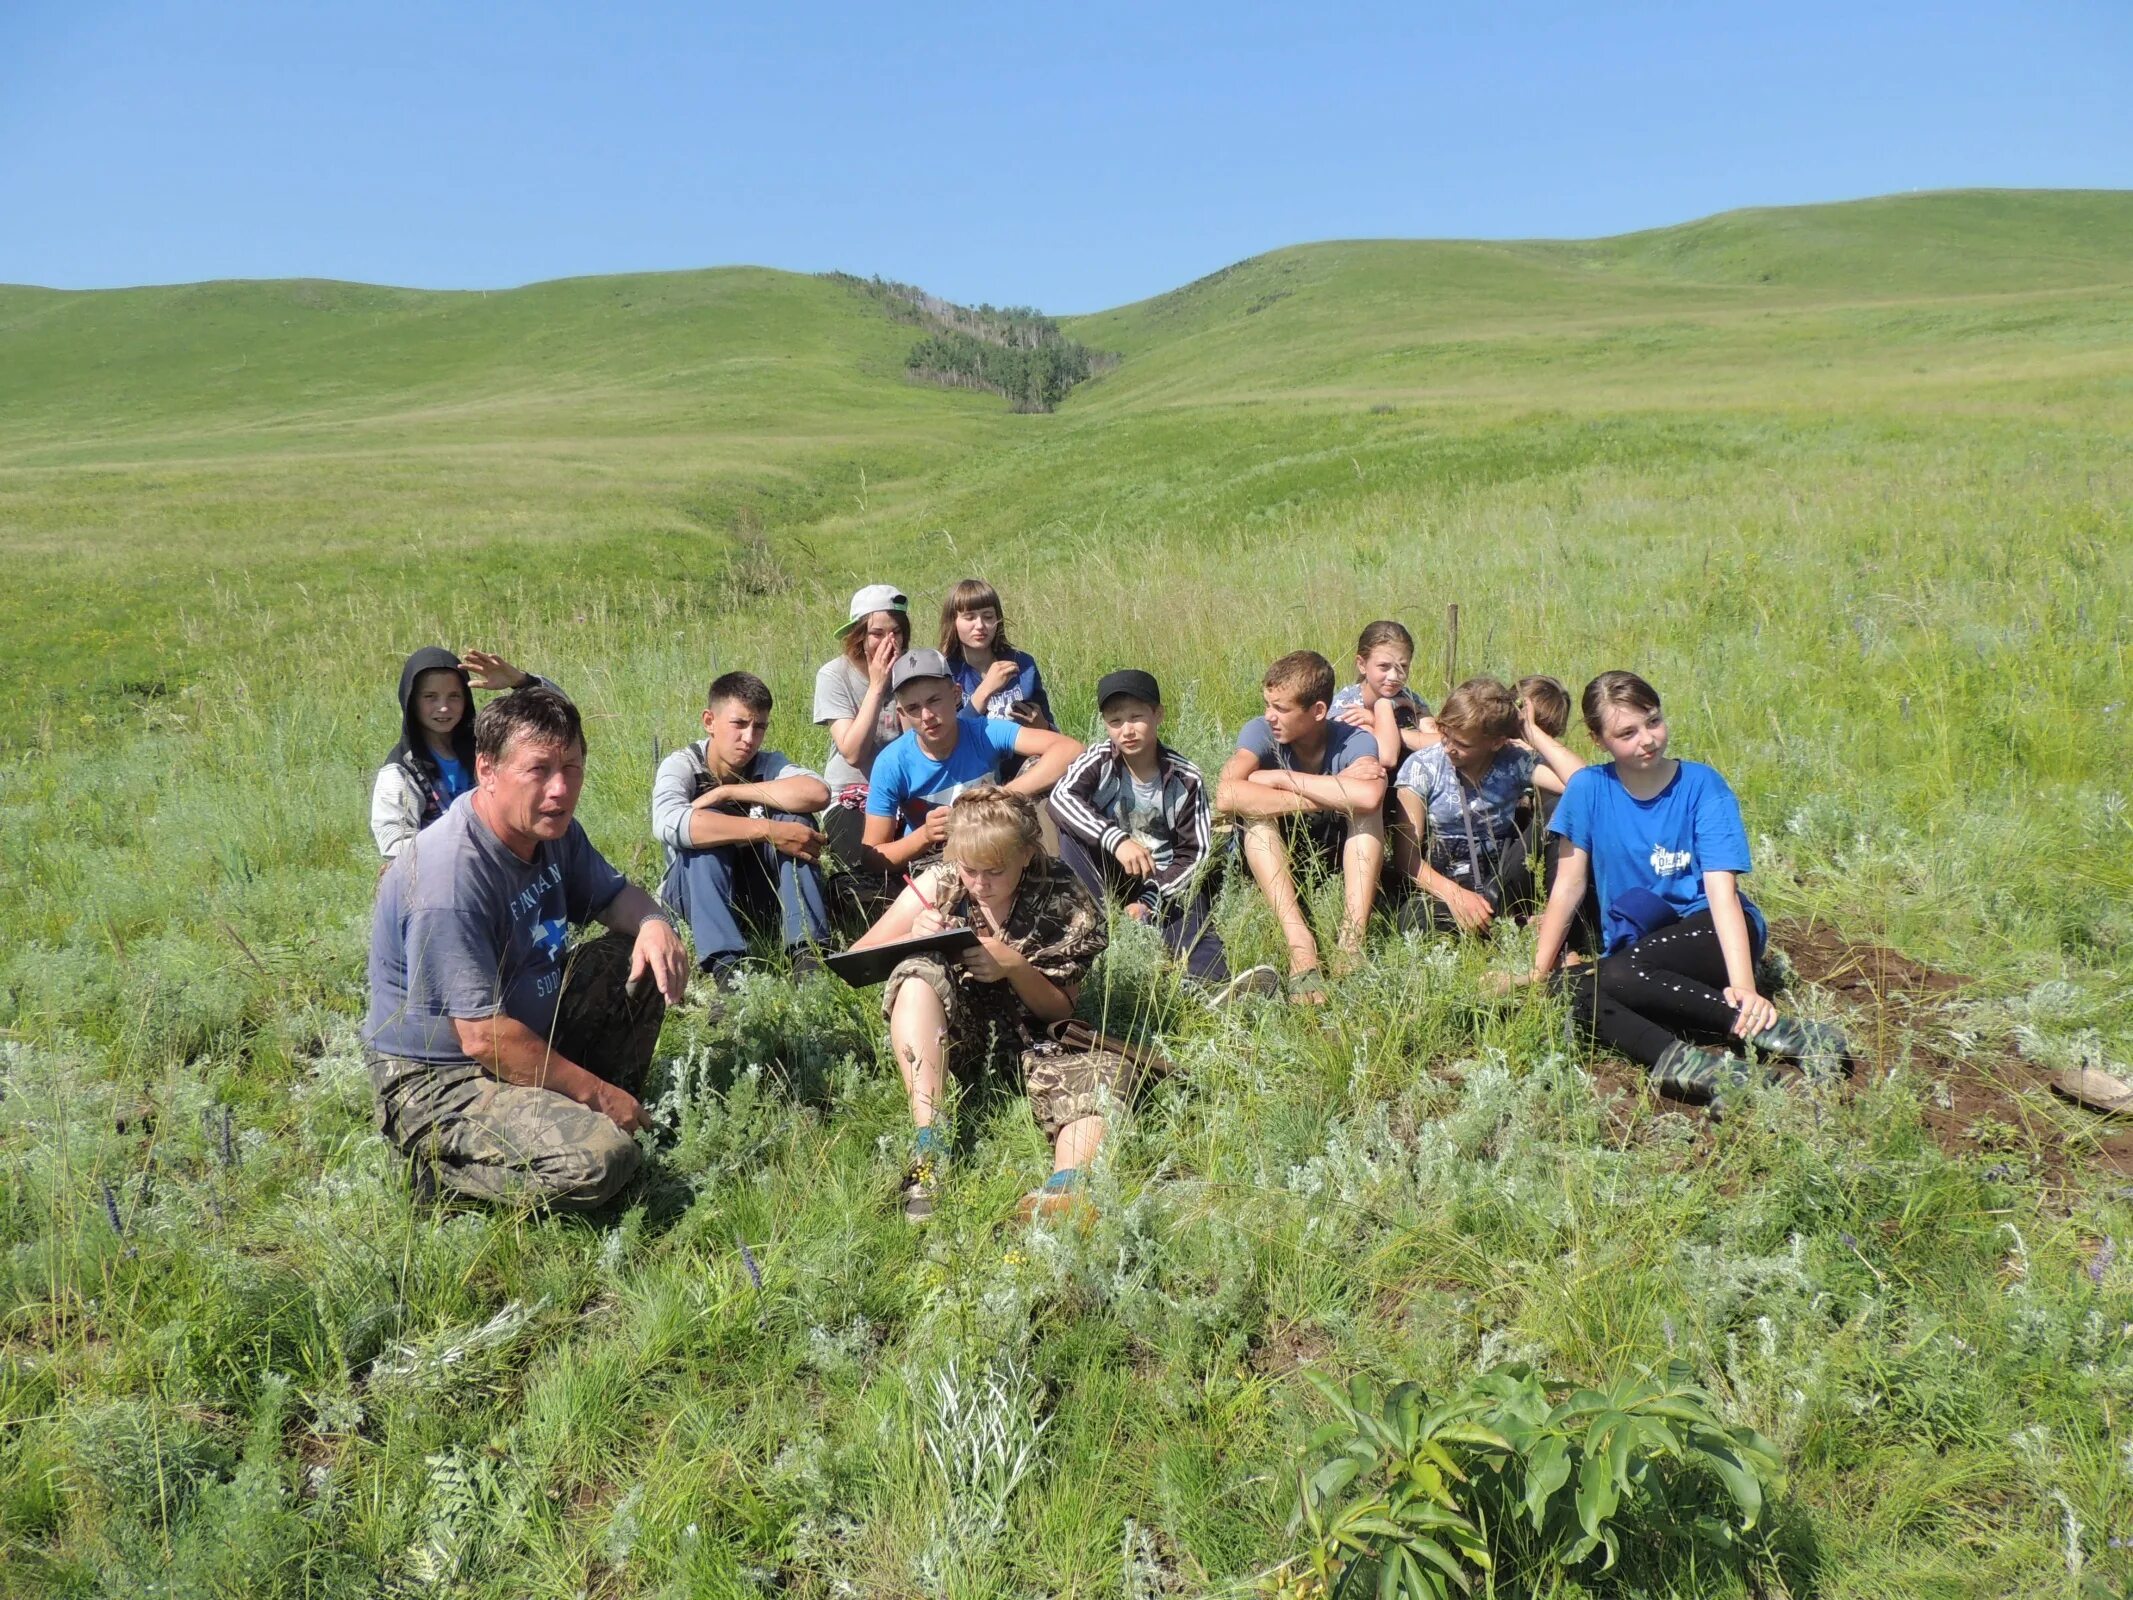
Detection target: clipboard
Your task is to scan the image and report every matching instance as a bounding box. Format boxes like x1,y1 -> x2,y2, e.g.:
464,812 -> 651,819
823,928 -> 981,988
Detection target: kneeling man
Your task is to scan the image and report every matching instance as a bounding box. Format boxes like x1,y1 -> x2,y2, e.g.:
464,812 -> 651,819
653,670 -> 834,982
365,686 -> 689,1209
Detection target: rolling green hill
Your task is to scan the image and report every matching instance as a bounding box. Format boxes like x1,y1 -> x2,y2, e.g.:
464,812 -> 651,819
4,187 -> 2125,751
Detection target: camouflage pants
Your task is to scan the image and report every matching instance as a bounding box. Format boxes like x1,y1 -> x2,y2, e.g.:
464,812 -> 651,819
367,932 -> 666,1211
882,956 -> 1139,1141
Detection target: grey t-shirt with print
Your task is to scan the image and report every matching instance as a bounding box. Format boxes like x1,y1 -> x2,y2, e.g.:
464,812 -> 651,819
1124,770 -> 1173,872
812,657 -> 903,790
364,794 -> 628,1105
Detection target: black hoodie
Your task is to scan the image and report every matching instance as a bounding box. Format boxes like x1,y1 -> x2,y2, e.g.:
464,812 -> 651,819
387,647 -> 479,830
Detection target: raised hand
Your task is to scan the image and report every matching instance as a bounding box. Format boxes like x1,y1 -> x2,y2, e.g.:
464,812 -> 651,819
460,649 -> 532,691
866,631 -> 900,686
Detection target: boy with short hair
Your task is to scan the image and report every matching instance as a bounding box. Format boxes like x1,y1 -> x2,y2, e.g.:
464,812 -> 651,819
653,671 -> 835,985
1215,651 -> 1388,1001
1048,670 -> 1277,999
861,649 -> 1083,873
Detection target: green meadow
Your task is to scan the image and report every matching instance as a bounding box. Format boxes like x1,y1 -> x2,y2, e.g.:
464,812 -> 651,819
4,189 -> 2133,1596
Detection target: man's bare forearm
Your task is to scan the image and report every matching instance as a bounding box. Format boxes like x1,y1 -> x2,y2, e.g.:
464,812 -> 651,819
454,1014 -> 605,1102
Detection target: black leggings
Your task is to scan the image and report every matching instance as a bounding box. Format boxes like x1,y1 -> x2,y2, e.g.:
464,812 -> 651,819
1568,910 -> 1764,1069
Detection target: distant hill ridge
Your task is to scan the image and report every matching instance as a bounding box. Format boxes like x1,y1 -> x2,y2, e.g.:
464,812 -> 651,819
0,188 -> 2126,455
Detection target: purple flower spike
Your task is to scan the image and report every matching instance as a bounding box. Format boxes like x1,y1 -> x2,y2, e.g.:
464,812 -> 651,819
100,1181 -> 126,1237
737,1236 -> 763,1291
2091,1237 -> 2117,1285
1840,1232 -> 1859,1251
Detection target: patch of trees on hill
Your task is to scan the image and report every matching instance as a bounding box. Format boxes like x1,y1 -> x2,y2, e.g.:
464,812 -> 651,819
829,273 -> 1116,413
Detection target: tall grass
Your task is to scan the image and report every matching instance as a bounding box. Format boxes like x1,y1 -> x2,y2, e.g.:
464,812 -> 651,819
5,195 -> 2133,1594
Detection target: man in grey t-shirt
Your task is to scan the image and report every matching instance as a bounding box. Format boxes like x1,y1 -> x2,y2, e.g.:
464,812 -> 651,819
364,686 -> 689,1209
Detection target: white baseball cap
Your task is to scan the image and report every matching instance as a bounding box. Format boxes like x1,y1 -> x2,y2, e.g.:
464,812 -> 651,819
837,584 -> 909,638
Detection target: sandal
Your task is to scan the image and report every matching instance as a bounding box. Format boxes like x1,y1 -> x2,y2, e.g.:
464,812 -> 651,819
1285,968 -> 1330,1006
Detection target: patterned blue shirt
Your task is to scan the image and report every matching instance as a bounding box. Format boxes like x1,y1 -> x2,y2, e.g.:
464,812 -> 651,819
1396,742 -> 1537,879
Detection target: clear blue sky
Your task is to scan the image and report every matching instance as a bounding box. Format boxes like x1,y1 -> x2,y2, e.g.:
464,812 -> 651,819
2,0 -> 2126,312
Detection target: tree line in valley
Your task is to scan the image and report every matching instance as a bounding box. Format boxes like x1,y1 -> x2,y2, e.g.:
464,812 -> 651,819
829,273 -> 1116,413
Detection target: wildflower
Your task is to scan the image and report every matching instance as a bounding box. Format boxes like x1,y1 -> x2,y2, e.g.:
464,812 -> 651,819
737,1236 -> 764,1291
1840,1232 -> 1858,1251
2092,1238 -> 2117,1285
100,1181 -> 125,1236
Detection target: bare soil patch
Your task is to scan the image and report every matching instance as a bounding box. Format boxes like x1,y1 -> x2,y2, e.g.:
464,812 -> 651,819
1771,915 -> 2133,1186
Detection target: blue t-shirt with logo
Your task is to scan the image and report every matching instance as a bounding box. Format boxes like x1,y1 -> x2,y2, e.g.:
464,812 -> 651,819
865,714 -> 1027,834
1548,760 -> 1764,955
365,793 -> 628,1064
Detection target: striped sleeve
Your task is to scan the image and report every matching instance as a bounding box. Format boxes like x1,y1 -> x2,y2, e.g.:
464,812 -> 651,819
1047,744 -> 1126,857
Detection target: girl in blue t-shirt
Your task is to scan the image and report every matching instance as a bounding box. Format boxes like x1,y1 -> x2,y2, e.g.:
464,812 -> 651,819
939,579 -> 1055,733
1526,671 -> 1849,1103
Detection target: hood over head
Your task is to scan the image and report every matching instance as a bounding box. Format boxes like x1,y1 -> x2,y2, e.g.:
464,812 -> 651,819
390,647 -> 477,778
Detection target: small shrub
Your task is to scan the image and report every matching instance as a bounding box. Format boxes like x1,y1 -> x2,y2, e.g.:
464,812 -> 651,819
1279,1361 -> 1784,1597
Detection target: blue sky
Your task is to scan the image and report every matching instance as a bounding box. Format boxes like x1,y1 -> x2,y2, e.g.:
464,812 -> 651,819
1,1 -> 2126,311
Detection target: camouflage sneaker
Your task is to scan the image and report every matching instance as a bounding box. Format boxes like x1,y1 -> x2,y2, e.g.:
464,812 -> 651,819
1649,1041 -> 1754,1106
900,1154 -> 939,1223
1748,1017 -> 1853,1078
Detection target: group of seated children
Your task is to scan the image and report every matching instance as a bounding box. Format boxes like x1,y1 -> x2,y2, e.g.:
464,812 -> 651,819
374,588 -> 1849,1221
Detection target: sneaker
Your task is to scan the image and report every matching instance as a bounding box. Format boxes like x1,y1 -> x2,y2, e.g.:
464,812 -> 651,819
900,1155 -> 939,1223
1649,1041 -> 1754,1106
1748,1017 -> 1853,1079
1016,1169 -> 1090,1225
1207,964 -> 1282,1009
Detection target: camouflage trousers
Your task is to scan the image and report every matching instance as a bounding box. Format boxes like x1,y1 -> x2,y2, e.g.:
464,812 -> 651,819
366,932 -> 666,1211
882,956 -> 1139,1142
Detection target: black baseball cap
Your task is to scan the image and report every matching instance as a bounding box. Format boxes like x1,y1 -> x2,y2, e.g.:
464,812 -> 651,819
1096,669 -> 1162,710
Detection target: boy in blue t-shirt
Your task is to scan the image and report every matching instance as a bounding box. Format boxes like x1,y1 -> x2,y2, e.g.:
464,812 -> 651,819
1526,671 -> 1850,1103
1214,650 -> 1388,1002
859,649 -> 1083,874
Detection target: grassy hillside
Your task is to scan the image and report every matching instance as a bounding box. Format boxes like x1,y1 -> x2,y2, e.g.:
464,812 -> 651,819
1063,190 -> 2133,411
4,190 -> 2133,1598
